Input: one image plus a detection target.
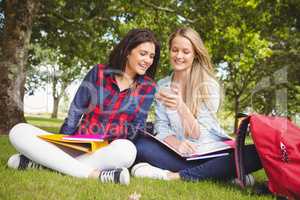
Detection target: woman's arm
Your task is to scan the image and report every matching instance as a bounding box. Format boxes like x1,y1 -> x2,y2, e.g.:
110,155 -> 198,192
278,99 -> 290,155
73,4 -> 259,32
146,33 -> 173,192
154,98 -> 175,140
155,92 -> 198,154
177,100 -> 201,139
59,65 -> 99,134
156,87 -> 201,139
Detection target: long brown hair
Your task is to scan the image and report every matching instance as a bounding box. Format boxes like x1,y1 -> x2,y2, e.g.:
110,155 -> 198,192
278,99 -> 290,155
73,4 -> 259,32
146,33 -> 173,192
169,27 -> 219,116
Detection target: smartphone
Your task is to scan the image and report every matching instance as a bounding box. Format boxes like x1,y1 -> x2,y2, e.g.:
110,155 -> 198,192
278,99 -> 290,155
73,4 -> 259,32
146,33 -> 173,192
159,86 -> 174,94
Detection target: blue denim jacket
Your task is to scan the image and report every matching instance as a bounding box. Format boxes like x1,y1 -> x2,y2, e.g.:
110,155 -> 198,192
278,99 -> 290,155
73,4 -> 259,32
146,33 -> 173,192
154,74 -> 231,146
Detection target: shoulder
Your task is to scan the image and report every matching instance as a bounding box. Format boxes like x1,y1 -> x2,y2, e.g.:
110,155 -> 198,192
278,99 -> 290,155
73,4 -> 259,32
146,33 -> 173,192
206,77 -> 221,95
86,64 -> 106,75
82,64 -> 110,86
137,74 -> 156,87
136,75 -> 157,95
82,65 -> 99,82
141,75 -> 156,87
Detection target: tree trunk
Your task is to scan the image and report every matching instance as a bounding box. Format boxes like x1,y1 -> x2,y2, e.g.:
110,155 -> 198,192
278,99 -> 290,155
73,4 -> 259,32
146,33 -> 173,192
51,73 -> 58,118
0,0 -> 40,134
51,78 -> 66,119
51,96 -> 60,118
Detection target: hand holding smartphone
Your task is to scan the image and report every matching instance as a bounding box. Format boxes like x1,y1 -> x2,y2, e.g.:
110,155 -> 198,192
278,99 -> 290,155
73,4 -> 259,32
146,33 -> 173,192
156,85 -> 182,110
159,86 -> 175,95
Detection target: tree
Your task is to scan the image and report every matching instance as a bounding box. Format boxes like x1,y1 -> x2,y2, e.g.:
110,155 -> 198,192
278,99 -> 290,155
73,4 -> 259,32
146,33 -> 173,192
232,0 -> 300,121
27,44 -> 85,118
0,0 -> 40,134
219,27 -> 272,131
216,1 -> 300,129
26,0 -> 132,118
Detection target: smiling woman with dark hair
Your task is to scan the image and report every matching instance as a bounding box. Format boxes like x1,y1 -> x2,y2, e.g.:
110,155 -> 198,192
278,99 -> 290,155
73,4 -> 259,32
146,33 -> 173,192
7,28 -> 160,185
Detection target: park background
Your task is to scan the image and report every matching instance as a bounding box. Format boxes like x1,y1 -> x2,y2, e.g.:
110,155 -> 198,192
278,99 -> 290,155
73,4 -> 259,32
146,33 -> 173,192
0,0 -> 299,199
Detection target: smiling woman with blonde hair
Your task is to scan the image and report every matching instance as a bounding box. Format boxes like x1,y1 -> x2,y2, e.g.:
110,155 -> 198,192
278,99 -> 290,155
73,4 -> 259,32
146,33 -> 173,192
132,27 -> 262,184
168,27 -> 218,118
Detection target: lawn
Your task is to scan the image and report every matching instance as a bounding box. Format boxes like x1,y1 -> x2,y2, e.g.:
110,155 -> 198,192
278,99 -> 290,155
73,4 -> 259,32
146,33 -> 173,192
0,116 -> 274,200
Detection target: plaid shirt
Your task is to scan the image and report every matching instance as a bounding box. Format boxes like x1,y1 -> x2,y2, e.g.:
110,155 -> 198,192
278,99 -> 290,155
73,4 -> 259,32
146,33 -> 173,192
60,64 -> 156,141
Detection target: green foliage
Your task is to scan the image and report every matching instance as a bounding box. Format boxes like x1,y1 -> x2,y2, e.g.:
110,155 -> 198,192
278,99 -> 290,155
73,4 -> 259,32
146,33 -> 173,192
24,0 -> 300,123
27,43 -> 85,95
246,1 -> 300,116
33,0 -> 116,66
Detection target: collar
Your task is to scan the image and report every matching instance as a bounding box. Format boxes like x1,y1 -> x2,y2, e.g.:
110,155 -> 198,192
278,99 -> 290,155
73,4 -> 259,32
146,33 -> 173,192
104,68 -> 147,85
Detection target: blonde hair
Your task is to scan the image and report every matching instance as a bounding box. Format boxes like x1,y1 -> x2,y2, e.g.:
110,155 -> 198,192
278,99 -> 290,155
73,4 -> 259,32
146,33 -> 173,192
169,27 -> 219,116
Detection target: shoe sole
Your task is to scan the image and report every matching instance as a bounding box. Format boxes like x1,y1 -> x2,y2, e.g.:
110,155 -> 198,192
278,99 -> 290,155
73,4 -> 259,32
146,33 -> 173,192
120,167 -> 130,185
7,154 -> 21,169
131,163 -> 149,177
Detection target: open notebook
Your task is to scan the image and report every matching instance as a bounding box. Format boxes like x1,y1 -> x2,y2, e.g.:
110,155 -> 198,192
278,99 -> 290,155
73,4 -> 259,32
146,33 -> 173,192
38,134 -> 108,153
141,131 -> 235,161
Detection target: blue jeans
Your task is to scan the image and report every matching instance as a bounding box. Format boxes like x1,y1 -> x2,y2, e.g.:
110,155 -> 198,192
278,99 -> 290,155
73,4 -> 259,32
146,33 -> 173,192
133,135 -> 262,181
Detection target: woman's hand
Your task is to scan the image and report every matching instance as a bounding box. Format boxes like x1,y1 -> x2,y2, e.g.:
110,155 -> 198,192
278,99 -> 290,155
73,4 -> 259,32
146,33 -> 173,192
156,86 -> 183,110
177,140 -> 198,155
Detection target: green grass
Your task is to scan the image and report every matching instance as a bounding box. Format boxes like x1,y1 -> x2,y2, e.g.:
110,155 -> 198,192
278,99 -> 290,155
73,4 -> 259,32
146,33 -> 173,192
0,116 -> 274,200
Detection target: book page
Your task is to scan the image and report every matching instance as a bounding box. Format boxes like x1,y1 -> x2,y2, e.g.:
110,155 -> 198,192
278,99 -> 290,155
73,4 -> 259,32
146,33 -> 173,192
140,130 -> 234,160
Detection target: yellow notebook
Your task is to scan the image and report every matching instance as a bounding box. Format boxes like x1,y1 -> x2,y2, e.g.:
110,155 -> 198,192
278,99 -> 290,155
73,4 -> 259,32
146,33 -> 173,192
38,134 -> 109,153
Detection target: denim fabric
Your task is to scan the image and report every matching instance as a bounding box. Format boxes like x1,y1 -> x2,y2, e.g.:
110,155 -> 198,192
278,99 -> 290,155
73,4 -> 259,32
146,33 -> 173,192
133,135 -> 262,181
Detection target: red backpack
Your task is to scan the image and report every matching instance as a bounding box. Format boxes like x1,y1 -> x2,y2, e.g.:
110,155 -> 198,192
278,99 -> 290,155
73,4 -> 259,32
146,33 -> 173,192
235,114 -> 300,200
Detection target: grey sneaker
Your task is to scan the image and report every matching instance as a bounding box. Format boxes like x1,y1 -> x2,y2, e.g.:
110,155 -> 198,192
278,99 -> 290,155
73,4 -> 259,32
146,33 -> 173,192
7,154 -> 43,170
99,167 -> 130,185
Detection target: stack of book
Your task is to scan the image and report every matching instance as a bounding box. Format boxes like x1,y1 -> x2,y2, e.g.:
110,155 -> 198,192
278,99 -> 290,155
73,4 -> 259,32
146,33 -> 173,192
38,134 -> 108,153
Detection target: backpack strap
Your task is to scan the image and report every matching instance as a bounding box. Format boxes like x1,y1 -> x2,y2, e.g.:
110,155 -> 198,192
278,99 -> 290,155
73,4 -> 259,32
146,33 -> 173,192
234,115 -> 251,188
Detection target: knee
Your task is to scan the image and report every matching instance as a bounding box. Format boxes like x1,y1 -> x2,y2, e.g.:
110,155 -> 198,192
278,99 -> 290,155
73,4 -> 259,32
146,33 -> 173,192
110,139 -> 137,167
9,123 -> 29,144
134,137 -> 154,157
